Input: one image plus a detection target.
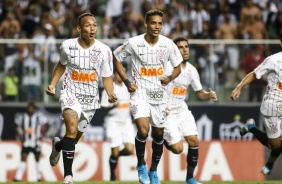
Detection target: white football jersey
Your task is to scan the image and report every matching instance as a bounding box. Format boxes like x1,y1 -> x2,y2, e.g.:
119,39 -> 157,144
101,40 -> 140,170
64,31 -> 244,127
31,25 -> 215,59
165,61 -> 202,108
254,51 -> 282,116
100,82 -> 131,119
59,38 -> 113,109
113,34 -> 182,104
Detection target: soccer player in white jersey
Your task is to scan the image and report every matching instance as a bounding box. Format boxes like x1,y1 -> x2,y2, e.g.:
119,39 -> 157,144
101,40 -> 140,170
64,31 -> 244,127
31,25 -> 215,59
14,101 -> 50,182
163,37 -> 218,184
101,67 -> 135,181
230,33 -> 282,176
45,13 -> 117,184
113,9 -> 182,184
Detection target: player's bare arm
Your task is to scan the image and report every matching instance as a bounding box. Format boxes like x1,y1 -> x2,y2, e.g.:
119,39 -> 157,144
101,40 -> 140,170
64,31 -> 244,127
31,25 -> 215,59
113,57 -> 137,92
45,62 -> 66,96
230,71 -> 256,101
159,64 -> 181,86
102,76 -> 118,103
196,88 -> 218,101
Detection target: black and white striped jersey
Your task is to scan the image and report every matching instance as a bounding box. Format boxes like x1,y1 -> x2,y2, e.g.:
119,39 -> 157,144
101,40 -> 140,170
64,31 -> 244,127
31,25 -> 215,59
59,38 -> 113,109
114,34 -> 182,104
14,112 -> 48,148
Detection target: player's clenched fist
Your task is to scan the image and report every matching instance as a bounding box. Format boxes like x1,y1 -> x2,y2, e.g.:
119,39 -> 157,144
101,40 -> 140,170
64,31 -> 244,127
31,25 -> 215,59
159,76 -> 172,86
230,88 -> 241,101
46,85 -> 56,96
108,94 -> 118,103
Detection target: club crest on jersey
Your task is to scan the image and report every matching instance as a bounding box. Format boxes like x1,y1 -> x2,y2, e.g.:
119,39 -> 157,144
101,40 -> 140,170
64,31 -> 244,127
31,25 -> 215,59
157,50 -> 165,60
269,122 -> 278,134
65,97 -> 75,106
131,104 -> 138,114
90,50 -> 101,63
164,132 -> 172,142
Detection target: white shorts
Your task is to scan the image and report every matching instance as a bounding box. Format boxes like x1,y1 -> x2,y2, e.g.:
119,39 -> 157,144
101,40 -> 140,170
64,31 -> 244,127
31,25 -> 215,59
60,90 -> 96,133
130,97 -> 167,128
164,101 -> 198,145
104,117 -> 135,148
262,115 -> 282,139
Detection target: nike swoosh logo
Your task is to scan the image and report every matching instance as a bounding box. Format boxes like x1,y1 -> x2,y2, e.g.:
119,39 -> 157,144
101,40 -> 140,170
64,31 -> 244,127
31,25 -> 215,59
139,53 -> 145,56
70,55 -> 77,58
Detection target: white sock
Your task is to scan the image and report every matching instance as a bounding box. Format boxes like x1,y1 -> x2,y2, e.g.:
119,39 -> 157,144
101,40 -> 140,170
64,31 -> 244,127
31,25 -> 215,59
36,162 -> 42,180
15,161 -> 26,181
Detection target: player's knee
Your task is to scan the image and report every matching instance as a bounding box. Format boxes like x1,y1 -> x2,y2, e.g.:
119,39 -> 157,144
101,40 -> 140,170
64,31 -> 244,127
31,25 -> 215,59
151,133 -> 164,142
268,138 -> 281,150
137,129 -> 149,138
186,135 -> 199,147
170,145 -> 183,154
126,147 -> 135,155
65,125 -> 77,137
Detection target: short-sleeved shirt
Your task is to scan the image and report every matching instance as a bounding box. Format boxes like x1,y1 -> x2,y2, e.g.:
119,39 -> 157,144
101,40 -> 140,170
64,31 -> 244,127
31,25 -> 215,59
254,51 -> 282,116
165,61 -> 202,109
113,34 -> 182,104
100,82 -> 131,119
59,38 -> 113,110
14,112 -> 48,148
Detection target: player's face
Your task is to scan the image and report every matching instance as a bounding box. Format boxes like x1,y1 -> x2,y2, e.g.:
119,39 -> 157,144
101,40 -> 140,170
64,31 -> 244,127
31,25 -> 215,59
176,41 -> 189,61
144,15 -> 163,38
27,105 -> 35,116
77,16 -> 97,42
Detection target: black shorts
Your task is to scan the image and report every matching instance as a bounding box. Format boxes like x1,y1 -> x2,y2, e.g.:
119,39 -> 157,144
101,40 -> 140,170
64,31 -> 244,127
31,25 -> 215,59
22,145 -> 41,155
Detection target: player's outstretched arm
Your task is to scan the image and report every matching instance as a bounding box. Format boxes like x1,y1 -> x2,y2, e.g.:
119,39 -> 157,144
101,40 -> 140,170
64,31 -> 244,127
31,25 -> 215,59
196,88 -> 218,101
102,76 -> 118,103
113,56 -> 137,92
159,64 -> 181,86
45,62 -> 66,96
230,71 -> 256,101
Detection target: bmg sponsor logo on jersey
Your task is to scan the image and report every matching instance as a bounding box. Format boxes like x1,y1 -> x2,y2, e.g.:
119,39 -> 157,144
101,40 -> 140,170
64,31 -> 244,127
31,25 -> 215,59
171,86 -> 188,96
71,70 -> 97,82
75,94 -> 95,105
139,67 -> 163,76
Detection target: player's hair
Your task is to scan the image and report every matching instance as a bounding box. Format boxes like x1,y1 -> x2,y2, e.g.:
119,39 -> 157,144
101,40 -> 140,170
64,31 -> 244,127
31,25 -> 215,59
145,9 -> 163,23
77,12 -> 95,26
27,101 -> 36,109
173,36 -> 189,45
280,32 -> 282,43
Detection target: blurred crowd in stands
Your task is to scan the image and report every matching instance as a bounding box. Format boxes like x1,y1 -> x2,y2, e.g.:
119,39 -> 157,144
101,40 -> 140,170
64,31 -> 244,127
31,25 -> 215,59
0,0 -> 282,103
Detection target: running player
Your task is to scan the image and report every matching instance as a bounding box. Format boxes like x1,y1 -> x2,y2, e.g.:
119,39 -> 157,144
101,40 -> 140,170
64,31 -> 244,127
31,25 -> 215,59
113,9 -> 182,184
163,37 -> 217,184
101,67 -> 135,181
14,101 -> 50,182
45,12 -> 117,184
230,33 -> 282,176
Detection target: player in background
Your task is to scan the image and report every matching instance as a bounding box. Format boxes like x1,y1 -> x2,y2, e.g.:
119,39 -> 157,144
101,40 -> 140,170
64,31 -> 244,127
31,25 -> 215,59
14,101 -> 50,182
163,37 -> 218,184
113,9 -> 182,184
230,33 -> 282,176
101,66 -> 135,181
45,12 -> 117,184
